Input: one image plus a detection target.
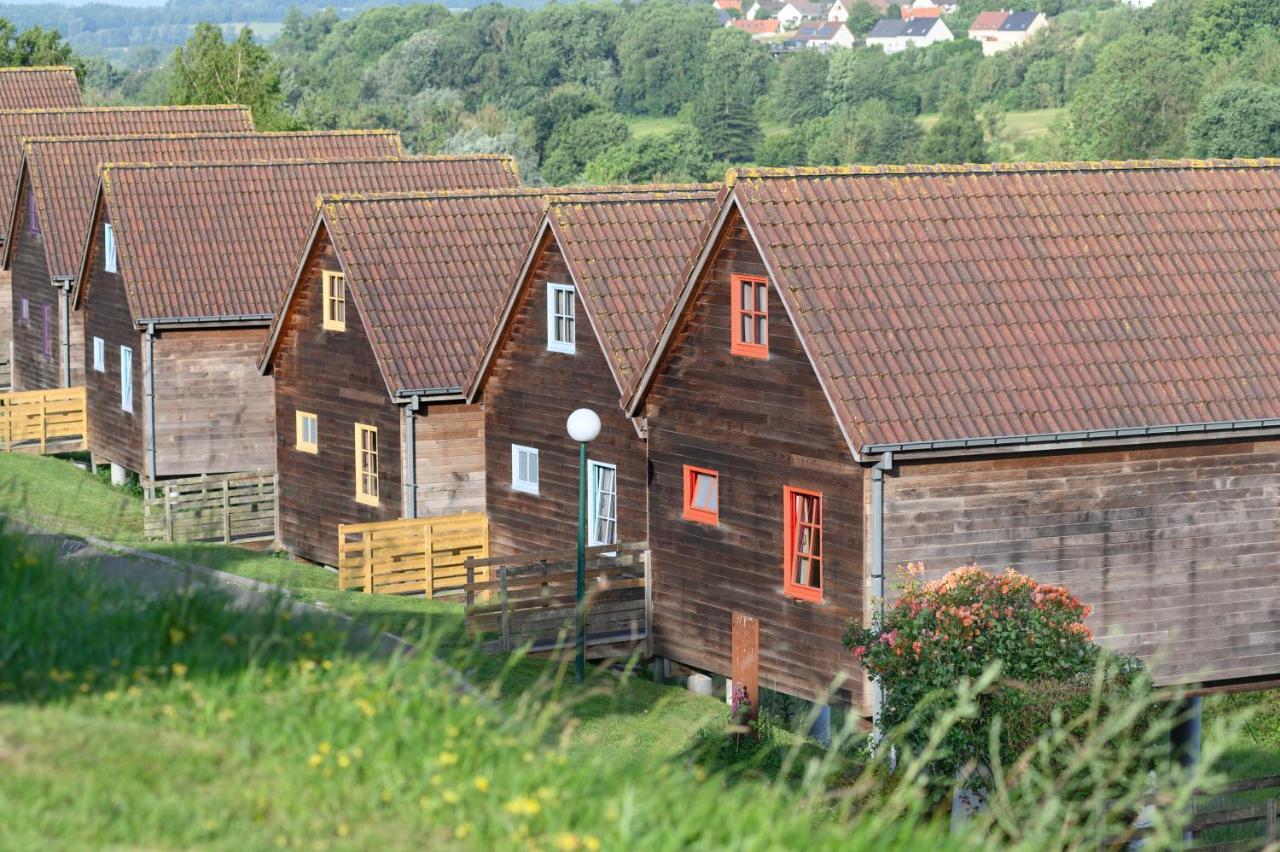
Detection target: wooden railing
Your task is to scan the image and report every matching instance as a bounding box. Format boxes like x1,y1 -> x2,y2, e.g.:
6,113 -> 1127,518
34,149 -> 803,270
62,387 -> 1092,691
0,386 -> 86,453
337,512 -> 489,598
0,354 -> 11,391
1103,773 -> 1280,848
463,541 -> 649,656
144,471 -> 277,545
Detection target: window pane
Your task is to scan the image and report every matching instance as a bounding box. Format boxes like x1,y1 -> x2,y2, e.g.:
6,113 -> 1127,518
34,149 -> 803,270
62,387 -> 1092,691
528,451 -> 538,484
692,473 -> 717,511
755,315 -> 767,344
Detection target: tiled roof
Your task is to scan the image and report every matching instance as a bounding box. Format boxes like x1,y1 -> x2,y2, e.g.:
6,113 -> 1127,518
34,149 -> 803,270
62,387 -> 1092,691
0,67 -> 81,110
732,18 -> 780,33
92,156 -> 520,323
546,189 -> 718,399
641,161 -> 1280,450
796,20 -> 845,39
1000,10 -> 1040,31
868,16 -> 941,37
9,130 -> 405,278
969,10 -> 1008,31
0,105 -> 253,238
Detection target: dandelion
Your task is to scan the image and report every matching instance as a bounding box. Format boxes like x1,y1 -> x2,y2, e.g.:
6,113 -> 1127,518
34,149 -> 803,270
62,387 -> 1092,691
473,776 -> 489,793
442,790 -> 460,804
430,774 -> 443,787
439,751 -> 458,766
322,660 -> 333,671
555,833 -> 581,850
308,754 -> 324,769
454,823 -> 472,840
537,786 -> 556,802
583,836 -> 601,851
337,753 -> 351,769
446,725 -> 460,738
522,751 -> 535,764
356,698 -> 376,718
318,742 -> 332,754
335,823 -> 350,838
505,796 -> 541,817
418,796 -> 431,809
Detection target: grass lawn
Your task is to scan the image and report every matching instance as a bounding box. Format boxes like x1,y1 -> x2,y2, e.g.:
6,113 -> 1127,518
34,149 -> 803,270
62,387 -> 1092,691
918,107 -> 1063,161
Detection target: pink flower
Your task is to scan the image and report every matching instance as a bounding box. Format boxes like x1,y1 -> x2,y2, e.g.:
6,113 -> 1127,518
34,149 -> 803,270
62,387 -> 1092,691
852,645 -> 866,659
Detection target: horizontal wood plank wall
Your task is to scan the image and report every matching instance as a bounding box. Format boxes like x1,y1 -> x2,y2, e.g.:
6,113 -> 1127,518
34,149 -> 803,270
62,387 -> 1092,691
272,224 -> 401,566
484,233 -> 646,557
81,201 -> 143,474
0,268 -> 13,388
644,210 -> 863,705
10,175 -> 57,391
152,328 -> 275,478
414,402 -> 486,519
882,439 -> 1280,688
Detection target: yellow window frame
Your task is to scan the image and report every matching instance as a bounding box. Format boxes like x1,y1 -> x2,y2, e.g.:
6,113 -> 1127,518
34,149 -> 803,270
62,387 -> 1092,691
323,270 -> 346,331
354,423 -> 379,506
295,410 -> 318,454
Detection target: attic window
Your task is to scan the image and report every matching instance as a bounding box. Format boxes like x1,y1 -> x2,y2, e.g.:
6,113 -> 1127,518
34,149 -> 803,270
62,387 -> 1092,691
730,274 -> 768,358
103,223 -> 117,273
323,271 -> 346,331
683,465 -> 719,525
546,283 -> 575,354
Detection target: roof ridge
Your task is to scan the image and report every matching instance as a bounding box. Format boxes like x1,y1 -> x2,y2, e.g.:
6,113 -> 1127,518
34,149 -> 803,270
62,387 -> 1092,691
100,156 -> 411,174
0,105 -> 250,116
324,187 -> 550,205
727,159 -> 1280,185
546,187 -> 719,206
21,129 -> 400,147
0,65 -> 78,73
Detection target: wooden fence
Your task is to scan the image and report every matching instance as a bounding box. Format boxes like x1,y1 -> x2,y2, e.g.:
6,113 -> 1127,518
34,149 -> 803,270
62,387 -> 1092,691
463,542 -> 649,657
337,512 -> 489,598
0,354 -> 11,391
0,386 -> 86,453
143,471 -> 277,545
1104,773 -> 1280,849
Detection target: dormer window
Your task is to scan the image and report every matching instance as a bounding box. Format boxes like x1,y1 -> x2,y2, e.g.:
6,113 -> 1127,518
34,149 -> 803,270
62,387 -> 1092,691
730,273 -> 768,358
547,283 -> 575,354
323,271 -> 345,331
103,223 -> 117,273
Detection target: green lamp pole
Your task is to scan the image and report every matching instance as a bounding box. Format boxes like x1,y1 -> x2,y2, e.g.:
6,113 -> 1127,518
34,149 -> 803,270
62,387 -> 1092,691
566,408 -> 601,683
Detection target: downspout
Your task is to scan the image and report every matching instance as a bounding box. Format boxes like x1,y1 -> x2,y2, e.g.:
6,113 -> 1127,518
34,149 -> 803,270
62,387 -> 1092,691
869,450 -> 895,736
144,323 -> 157,486
403,395 -> 420,520
55,277 -> 72,388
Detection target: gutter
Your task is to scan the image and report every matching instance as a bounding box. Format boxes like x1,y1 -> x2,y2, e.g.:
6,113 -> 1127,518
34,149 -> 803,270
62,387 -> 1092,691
53,275 -> 73,388
144,322 -> 157,485
868,451 -> 893,736
394,386 -> 464,402
135,313 -> 273,328
403,395 -> 420,520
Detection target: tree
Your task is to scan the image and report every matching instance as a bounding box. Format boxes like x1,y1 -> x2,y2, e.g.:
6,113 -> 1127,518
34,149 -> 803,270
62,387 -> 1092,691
169,23 -> 294,130
1187,81 -> 1280,157
844,0 -> 881,36
583,131 -> 712,184
774,49 -> 830,126
692,28 -> 769,162
917,96 -> 988,164
616,0 -> 718,115
540,110 -> 631,184
807,99 -> 921,165
1190,0 -> 1280,56
0,22 -> 80,72
1065,33 -> 1203,159
825,46 -> 919,115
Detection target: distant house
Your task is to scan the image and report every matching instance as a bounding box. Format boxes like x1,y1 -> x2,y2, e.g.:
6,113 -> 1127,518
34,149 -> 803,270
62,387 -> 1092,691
902,5 -> 943,19
794,20 -> 856,48
968,10 -> 1048,55
865,16 -> 954,53
714,0 -> 742,12
827,0 -> 849,21
776,0 -> 826,28
746,0 -> 785,19
731,18 -> 782,38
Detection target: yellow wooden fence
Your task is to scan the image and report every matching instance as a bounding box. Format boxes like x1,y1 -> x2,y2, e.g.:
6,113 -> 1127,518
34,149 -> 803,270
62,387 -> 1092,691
337,512 -> 490,598
0,386 -> 87,453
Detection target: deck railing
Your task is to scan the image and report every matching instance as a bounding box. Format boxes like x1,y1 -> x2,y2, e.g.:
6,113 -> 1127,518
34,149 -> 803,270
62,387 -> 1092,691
337,512 -> 489,598
0,386 -> 86,453
463,541 -> 649,656
144,471 -> 277,545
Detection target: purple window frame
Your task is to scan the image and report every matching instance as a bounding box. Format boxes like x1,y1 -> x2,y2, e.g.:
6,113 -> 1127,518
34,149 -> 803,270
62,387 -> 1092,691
26,189 -> 37,237
41,304 -> 51,359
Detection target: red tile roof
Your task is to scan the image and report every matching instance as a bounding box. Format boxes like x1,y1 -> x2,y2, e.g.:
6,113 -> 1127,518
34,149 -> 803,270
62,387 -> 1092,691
0,67 -> 82,110
0,105 -> 253,239
636,161 -> 1280,452
88,156 -> 520,324
969,10 -> 1008,32
8,130 -> 405,279
732,18 -> 781,33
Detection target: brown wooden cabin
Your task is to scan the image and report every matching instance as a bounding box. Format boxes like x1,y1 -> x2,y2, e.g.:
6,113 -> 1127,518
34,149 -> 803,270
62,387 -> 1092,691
259,189 -> 553,567
3,130 -> 405,391
0,67 -> 82,110
627,163 -> 1280,713
74,156 -> 520,489
0,106 -> 253,386
466,188 -> 718,557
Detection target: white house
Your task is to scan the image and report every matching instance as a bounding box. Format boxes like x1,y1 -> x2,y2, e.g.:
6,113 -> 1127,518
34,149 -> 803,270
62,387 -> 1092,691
827,0 -> 849,21
776,0 -> 825,28
968,10 -> 1049,56
794,19 -> 856,48
865,16 -> 954,54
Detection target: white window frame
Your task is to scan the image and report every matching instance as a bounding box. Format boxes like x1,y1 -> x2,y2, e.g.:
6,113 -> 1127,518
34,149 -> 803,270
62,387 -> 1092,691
546,282 -> 576,354
92,336 -> 105,372
103,223 -> 117,274
295,410 -> 318,454
511,444 -> 539,495
587,459 -> 617,548
119,345 -> 133,413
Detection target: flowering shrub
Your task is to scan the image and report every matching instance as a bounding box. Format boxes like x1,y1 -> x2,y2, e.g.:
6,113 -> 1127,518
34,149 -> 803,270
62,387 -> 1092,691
845,563 -> 1145,788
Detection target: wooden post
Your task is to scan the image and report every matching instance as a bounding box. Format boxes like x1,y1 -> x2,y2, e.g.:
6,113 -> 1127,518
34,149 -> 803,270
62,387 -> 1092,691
38,392 -> 46,454
465,557 -> 475,609
222,478 -> 231,544
163,484 -> 174,543
272,473 -> 282,548
500,567 -> 511,652
423,522 -> 435,599
643,548 -> 653,657
731,612 -> 760,724
363,532 -> 373,594
1267,797 -> 1276,845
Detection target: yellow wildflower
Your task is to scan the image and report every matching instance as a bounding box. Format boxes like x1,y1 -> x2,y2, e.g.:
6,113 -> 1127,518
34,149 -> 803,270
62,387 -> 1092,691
335,823 -> 349,838
446,725 -> 460,738
308,754 -> 323,769
430,774 -> 443,787
337,753 -> 351,769
168,628 -> 185,645
442,790 -> 460,805
454,823 -> 472,840
171,662 -> 188,678
380,790 -> 392,803
556,833 -> 581,851
352,746 -> 364,759
505,796 -> 541,817
322,659 -> 333,671
318,742 -> 331,754
218,708 -> 235,723
438,751 -> 458,766
473,776 -> 489,793
584,837 -> 601,851
356,698 -> 375,718
522,751 -> 535,764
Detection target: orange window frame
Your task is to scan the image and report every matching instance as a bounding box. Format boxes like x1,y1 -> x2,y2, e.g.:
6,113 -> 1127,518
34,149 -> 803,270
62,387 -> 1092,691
682,465 -> 719,525
782,486 -> 823,602
729,273 -> 769,358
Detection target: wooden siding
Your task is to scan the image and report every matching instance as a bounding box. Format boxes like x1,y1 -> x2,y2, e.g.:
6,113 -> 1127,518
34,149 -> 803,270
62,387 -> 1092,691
883,439 -> 1280,689
483,233 -> 646,556
10,176 -> 58,391
271,224 -> 401,566
643,210 -> 864,705
412,403 -> 486,520
151,327 -> 275,478
81,201 -> 143,474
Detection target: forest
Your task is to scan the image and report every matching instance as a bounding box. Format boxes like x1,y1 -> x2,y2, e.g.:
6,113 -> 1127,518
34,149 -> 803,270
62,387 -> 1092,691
40,0 -> 1280,183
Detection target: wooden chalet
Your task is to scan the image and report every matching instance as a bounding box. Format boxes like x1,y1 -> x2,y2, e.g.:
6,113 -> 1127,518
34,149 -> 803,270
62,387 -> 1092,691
0,67 -> 82,110
76,156 -> 520,489
467,188 -> 718,557
0,105 -> 253,386
628,162 -> 1280,711
3,130 -> 404,391
260,188 -> 555,567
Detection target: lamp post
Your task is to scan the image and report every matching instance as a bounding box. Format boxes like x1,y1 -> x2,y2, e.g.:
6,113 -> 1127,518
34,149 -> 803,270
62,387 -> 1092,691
566,407 -> 601,682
